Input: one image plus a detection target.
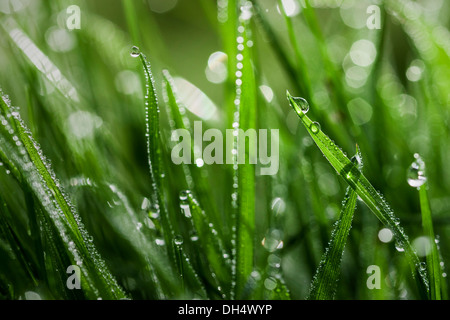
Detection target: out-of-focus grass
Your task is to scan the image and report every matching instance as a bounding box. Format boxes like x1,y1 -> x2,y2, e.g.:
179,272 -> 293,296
0,0 -> 449,300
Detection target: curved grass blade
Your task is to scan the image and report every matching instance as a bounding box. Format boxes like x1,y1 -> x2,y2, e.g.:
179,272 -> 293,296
133,49 -> 206,297
307,148 -> 362,300
287,91 -> 430,299
132,46 -> 176,256
0,89 -> 127,299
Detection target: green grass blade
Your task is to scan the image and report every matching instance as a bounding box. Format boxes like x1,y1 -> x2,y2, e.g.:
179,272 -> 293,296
231,5 -> 257,298
307,149 -> 361,300
133,47 -> 163,202
132,47 -> 177,257
182,190 -> 230,297
0,89 -> 127,299
287,91 -> 430,299
162,69 -> 222,232
419,184 -> 441,299
412,155 -> 442,299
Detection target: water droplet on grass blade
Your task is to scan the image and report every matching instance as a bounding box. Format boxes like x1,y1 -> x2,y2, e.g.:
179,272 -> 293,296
310,122 -> 321,134
174,235 -> 184,246
407,153 -> 427,188
395,240 -> 405,252
179,190 -> 190,201
288,94 -> 309,114
130,46 -> 140,58
190,232 -> 199,242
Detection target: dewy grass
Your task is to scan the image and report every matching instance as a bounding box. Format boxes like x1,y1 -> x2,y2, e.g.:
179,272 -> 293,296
288,91 -> 430,299
231,11 -> 257,299
0,0 -> 449,301
0,89 -> 126,299
308,148 -> 362,300
410,154 -> 442,300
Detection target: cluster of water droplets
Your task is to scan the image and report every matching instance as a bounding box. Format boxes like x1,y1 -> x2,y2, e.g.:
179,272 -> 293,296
287,94 -> 323,136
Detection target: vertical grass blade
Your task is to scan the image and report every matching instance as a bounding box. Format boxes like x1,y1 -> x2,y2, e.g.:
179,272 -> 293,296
132,47 -> 175,255
162,70 -> 222,231
181,190 -> 230,297
410,154 -> 442,300
419,184 -> 441,299
308,149 -> 362,300
230,2 -> 257,298
287,92 -> 430,299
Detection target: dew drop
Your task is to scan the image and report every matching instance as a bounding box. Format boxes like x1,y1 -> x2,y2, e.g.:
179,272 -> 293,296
130,46 -> 140,58
179,190 -> 190,201
395,240 -> 405,252
173,235 -> 184,246
419,262 -> 427,271
148,204 -> 160,219
407,153 -> 427,188
190,232 -> 199,242
310,122 -> 321,134
288,95 -> 309,114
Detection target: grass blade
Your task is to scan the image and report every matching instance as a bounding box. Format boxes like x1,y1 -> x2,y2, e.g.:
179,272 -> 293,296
410,154 -> 442,299
182,190 -> 230,297
307,149 -> 362,300
231,3 -> 257,298
162,69 -> 222,232
132,46 -> 177,257
287,91 -> 430,299
0,89 -> 127,299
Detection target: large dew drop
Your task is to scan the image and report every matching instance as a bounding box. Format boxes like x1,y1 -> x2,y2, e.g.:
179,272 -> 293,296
310,121 -> 321,134
288,93 -> 310,114
173,235 -> 184,246
179,190 -> 190,201
130,46 -> 140,58
407,153 -> 427,188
